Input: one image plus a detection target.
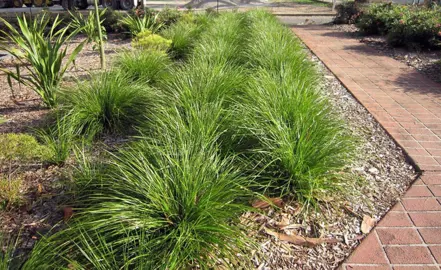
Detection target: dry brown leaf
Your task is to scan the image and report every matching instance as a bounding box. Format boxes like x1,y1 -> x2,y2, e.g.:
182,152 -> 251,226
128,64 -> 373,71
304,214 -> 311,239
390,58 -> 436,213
264,227 -> 339,247
252,197 -> 284,209
37,183 -> 43,194
63,207 -> 73,222
361,215 -> 376,234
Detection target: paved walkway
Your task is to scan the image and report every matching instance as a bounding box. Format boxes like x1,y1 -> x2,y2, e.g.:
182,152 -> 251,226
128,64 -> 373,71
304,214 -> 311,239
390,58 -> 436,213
291,26 -> 441,269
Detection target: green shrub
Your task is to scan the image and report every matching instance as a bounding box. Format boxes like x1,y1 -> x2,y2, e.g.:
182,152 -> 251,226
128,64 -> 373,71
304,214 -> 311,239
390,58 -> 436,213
387,7 -> 441,48
61,70 -> 156,139
356,4 -> 441,48
70,9 -> 107,48
0,133 -> 49,164
0,14 -> 84,108
334,1 -> 360,24
131,30 -> 172,51
101,9 -> 128,33
356,3 -> 403,35
157,7 -> 182,27
114,49 -> 171,84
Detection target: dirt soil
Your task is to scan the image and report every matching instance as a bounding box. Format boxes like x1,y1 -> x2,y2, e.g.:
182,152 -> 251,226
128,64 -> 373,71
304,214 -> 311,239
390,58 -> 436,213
333,24 -> 441,85
0,34 -> 131,254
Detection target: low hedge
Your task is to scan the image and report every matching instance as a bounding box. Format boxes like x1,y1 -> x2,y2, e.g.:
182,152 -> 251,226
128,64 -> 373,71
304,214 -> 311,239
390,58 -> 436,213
356,3 -> 441,48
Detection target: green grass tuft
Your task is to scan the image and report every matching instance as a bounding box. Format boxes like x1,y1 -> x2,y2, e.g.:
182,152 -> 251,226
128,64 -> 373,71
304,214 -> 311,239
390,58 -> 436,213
239,10 -> 355,207
61,70 -> 157,139
114,49 -> 172,85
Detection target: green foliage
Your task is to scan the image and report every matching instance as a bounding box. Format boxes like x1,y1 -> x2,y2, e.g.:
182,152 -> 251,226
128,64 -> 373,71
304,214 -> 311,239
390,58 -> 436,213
101,9 -> 128,33
156,7 -> 182,27
0,234 -> 23,270
0,14 -> 84,108
0,133 -> 49,164
242,10 -> 355,206
36,117 -> 75,165
160,15 -> 210,59
0,175 -> 24,210
334,1 -> 360,24
192,12 -> 248,66
120,12 -> 163,36
356,4 -> 441,48
61,70 -> 156,139
114,49 -> 171,84
23,10 -> 358,268
131,30 -> 172,51
70,9 -> 107,47
25,138 -> 252,269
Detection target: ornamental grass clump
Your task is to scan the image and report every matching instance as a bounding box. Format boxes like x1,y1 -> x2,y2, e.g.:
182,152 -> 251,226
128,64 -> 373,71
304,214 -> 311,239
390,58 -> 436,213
160,14 -> 211,59
61,70 -> 157,139
24,136 -> 252,269
0,14 -> 84,108
114,49 -> 172,85
240,10 -> 355,207
192,12 -> 249,66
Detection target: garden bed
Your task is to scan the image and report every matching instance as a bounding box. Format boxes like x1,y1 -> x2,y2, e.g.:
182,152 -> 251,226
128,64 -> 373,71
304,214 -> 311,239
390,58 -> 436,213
0,9 -> 416,269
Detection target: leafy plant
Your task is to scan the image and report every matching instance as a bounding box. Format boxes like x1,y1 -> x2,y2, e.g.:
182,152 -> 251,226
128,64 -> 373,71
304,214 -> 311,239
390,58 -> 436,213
119,12 -> 164,36
70,9 -> 108,49
61,70 -> 157,139
131,30 -> 172,51
0,175 -> 24,210
0,133 -> 49,165
36,116 -> 75,165
334,1 -> 360,24
0,14 -> 84,108
356,4 -> 441,48
156,7 -> 182,27
387,6 -> 441,48
0,233 -> 23,270
114,49 -> 171,84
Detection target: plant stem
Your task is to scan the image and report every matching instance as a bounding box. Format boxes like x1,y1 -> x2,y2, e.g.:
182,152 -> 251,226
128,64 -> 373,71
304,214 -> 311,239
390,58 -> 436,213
94,0 -> 106,70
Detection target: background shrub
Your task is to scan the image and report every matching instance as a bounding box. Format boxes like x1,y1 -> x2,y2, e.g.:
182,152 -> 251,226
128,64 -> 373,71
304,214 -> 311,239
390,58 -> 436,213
334,1 -> 361,24
356,4 -> 441,48
131,30 -> 172,51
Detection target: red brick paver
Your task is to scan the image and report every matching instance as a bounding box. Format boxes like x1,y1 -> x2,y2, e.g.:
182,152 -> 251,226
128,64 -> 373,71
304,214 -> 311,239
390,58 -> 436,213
292,26 -> 441,172
291,26 -> 441,269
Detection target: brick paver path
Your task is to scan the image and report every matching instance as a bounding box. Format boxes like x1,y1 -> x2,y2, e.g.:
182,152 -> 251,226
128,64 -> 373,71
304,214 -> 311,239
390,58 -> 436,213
291,25 -> 441,269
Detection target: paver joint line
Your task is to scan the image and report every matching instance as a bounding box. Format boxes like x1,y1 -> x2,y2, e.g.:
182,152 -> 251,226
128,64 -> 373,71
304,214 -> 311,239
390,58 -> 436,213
291,25 -> 441,269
